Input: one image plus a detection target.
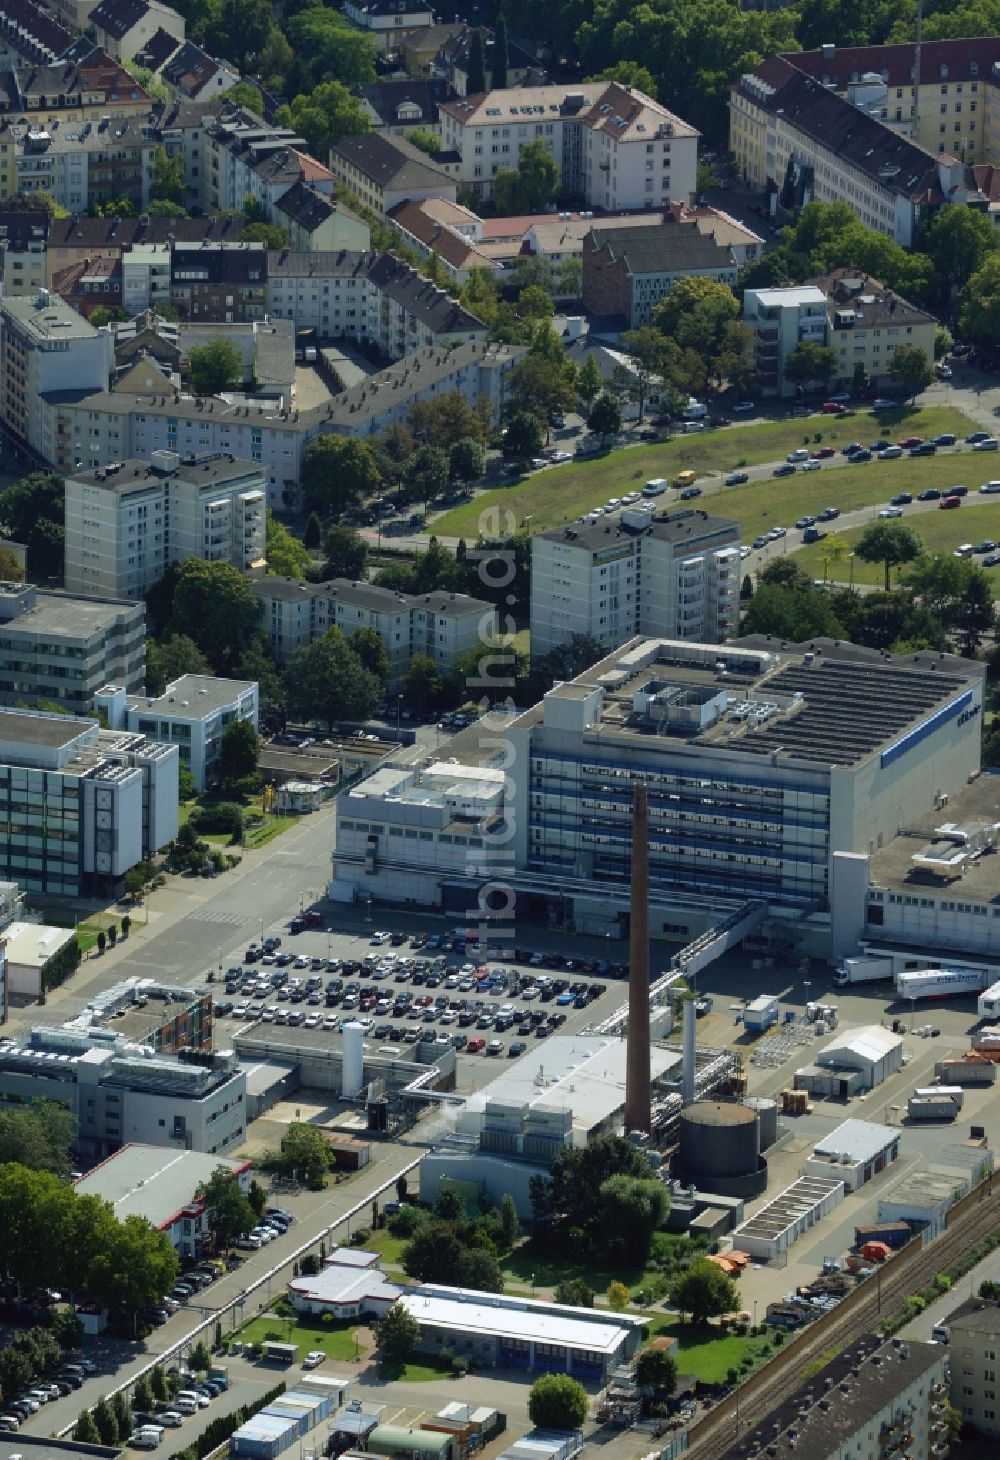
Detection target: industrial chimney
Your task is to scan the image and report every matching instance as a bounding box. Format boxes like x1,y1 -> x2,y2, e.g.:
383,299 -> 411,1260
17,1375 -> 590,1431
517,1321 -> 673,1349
625,782 -> 652,1134
682,996 -> 696,1105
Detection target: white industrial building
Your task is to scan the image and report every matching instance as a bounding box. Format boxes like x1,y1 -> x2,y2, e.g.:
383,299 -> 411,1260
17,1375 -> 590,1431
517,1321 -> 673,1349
729,1175 -> 845,1261
802,1118 -> 900,1192
3,921 -> 78,1002
97,675 -> 259,792
331,637 -> 986,960
64,452 -> 267,601
795,1026 -> 905,1097
876,1145 -> 993,1239
530,507 -> 741,657
73,1144 -> 252,1257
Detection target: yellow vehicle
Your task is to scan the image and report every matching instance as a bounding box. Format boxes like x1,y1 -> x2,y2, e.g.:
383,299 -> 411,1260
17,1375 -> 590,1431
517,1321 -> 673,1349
674,470 -> 698,489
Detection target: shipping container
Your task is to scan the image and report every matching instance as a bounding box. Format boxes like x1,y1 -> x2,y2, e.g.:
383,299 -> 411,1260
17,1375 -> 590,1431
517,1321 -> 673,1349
854,1220 -> 912,1250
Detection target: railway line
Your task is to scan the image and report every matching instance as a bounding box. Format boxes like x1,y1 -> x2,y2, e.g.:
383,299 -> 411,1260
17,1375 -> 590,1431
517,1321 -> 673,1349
686,1178 -> 999,1459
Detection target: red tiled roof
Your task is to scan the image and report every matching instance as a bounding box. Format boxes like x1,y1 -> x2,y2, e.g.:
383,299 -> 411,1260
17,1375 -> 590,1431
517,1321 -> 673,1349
783,36 -> 1000,90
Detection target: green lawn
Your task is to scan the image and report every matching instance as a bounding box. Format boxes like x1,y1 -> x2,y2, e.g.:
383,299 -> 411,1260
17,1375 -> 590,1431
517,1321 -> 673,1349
433,406 -> 978,537
791,498 -> 1000,589
234,1312 -> 362,1362
364,1229 -> 408,1267
645,1317 -> 777,1383
243,814 -> 298,849
501,1245 -> 647,1295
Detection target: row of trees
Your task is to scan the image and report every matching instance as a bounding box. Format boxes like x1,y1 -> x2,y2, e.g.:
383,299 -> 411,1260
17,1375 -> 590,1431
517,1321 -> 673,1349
0,1164 -> 179,1311
392,1186 -> 521,1295
529,1135 -> 671,1262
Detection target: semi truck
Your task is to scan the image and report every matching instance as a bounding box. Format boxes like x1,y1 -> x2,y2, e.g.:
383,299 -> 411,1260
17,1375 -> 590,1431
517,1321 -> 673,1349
895,967 -> 992,1002
834,955 -> 894,987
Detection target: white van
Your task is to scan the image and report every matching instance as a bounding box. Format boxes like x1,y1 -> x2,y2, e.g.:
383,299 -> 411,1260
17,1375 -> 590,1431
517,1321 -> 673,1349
643,479 -> 667,497
173,1397 -> 199,1416
177,1392 -> 209,1410
130,1428 -> 164,1449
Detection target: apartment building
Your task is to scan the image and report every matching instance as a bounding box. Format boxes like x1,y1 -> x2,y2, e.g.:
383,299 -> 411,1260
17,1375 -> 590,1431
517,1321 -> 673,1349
730,57 -> 966,245
438,81 -> 698,209
64,451 -> 267,600
358,78 -> 457,138
330,636 -> 985,948
98,674 -> 259,791
429,22 -> 543,97
743,271 -> 937,396
719,1333 -> 949,1460
169,241 -> 268,323
273,181 -> 371,254
201,112 -> 328,218
945,1297 -> 1000,1436
155,39 -> 238,101
0,289 -> 113,458
88,0 -> 185,63
582,222 -> 740,328
342,0 -> 434,52
0,707 -> 178,897
531,507 -> 741,657
44,342 -> 524,505
45,214 -> 249,282
0,55 -> 152,128
329,132 -> 458,219
255,576 -> 496,687
768,37 -> 1000,164
0,1026 -> 245,1159
265,249 -> 486,353
0,210 -> 49,297
0,581 -> 145,714
2,114 -> 160,215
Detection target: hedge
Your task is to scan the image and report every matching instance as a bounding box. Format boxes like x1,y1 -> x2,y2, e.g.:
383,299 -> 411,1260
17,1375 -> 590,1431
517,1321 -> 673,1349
166,1381 -> 286,1460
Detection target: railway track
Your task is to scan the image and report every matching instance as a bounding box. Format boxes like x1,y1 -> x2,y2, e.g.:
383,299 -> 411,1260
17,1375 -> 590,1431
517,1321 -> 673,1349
686,1181 -> 999,1459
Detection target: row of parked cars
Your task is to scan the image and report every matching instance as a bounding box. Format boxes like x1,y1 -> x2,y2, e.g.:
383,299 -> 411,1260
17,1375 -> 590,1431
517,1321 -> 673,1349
0,1360 -> 96,1431
128,1377 -> 229,1449
235,1206 -> 294,1251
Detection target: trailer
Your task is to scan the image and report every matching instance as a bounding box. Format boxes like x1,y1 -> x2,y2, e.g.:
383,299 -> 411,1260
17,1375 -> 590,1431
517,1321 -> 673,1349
907,1094 -> 961,1122
895,967 -> 991,1002
835,955 -> 894,987
912,1084 -> 965,1109
744,995 -> 780,1032
978,979 -> 1000,1018
933,1057 -> 996,1087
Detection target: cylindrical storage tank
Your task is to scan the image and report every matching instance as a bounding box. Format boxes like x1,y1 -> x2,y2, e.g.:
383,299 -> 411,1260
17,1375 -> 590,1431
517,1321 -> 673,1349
677,1101 -> 767,1198
340,1022 -> 365,1099
744,1095 -> 778,1151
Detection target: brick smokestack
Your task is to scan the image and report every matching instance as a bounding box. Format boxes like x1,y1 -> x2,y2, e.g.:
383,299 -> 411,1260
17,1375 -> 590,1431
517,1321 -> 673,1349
625,781 -> 651,1135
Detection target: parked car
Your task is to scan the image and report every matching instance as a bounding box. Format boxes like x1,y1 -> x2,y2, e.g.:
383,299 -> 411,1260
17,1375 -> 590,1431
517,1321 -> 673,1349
940,494 -> 963,508
724,471 -> 749,485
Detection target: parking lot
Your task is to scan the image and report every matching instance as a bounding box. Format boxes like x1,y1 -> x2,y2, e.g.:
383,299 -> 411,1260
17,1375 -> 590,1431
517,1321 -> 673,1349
194,909 -> 653,1091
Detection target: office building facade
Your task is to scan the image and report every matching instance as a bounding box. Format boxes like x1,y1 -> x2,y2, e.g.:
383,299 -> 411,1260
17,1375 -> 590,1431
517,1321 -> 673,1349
0,582 -> 145,714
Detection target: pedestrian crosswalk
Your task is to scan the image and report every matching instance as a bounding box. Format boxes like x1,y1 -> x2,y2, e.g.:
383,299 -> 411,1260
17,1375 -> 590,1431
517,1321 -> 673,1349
185,909 -> 245,927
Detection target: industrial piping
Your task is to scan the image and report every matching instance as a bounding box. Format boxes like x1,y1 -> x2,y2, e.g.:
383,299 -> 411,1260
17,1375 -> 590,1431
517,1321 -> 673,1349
625,781 -> 652,1134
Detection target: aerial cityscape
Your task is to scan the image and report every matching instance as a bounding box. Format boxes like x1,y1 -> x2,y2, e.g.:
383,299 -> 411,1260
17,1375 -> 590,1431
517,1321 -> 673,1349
2,0 -> 1000,1457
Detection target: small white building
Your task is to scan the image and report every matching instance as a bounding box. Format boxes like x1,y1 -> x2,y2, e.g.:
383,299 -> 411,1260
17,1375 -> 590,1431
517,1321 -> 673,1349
98,675 -> 259,792
275,781 -> 324,815
74,1142 -> 251,1256
729,1175 -> 845,1261
816,1025 -> 904,1091
803,1118 -> 900,1192
4,921 -> 77,1002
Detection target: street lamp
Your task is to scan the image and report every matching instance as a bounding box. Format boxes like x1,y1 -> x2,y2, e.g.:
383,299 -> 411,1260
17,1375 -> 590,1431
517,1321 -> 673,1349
396,694 -> 403,738
849,552 -> 856,589
376,497 -> 383,553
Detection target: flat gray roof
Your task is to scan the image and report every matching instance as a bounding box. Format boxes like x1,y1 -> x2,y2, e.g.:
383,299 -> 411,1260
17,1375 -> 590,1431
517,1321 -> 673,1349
129,674 -> 256,719
70,455 -> 263,492
0,588 -> 142,639
539,507 -> 739,555
0,292 -> 101,340
0,710 -> 90,748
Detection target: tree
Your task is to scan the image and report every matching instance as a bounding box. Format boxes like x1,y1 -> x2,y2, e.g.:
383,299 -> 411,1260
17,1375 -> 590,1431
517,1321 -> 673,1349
203,0 -> 272,71
0,545 -> 23,582
403,444 -> 449,508
888,344 -> 934,400
187,338 -> 242,395
350,627 -> 390,685
324,525 -> 368,581
528,1374 -> 588,1430
150,146 -> 185,207
92,1397 -> 118,1446
458,1247 -> 504,1291
492,12 -> 509,88
741,582 -> 845,640
450,437 -> 484,484
0,470 -> 63,546
467,27 -> 486,93
304,512 -> 322,550
112,1390 -> 132,1440
50,1308 -> 84,1349
920,204 -> 998,304
509,334 -> 576,422
275,83 -> 370,157
588,393 -> 622,442
959,254 -> 1000,346
403,1222 -> 462,1283
219,719 -> 259,790
784,341 -> 837,388
404,127 -> 441,155
402,654 -> 444,715
285,629 -> 380,732
168,559 -> 262,671
88,304 -> 130,326
145,634 -> 211,696
243,221 -> 290,249
504,409 -> 544,458
73,1411 -> 100,1443
150,1366 -> 168,1403
284,7 -> 377,91
598,1175 -> 669,1260
655,276 -> 740,370
906,553 -> 997,653
635,1346 -> 678,1398
266,511 -> 311,579
409,390 -> 488,448
500,1193 -> 520,1249
198,1166 -> 256,1249
375,1303 -> 419,1369
517,140 -> 558,211
577,353 -> 603,408
279,1123 -> 333,1187
133,1375 -> 153,1414
0,1102 -> 76,1174
855,520 -> 924,592
300,436 -> 381,514
606,1280 -> 630,1312
554,1278 -> 595,1307
670,1258 -> 739,1325
590,60 -> 658,95
97,931 -> 107,956
85,1214 -> 179,1311
396,1174 -> 409,1202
